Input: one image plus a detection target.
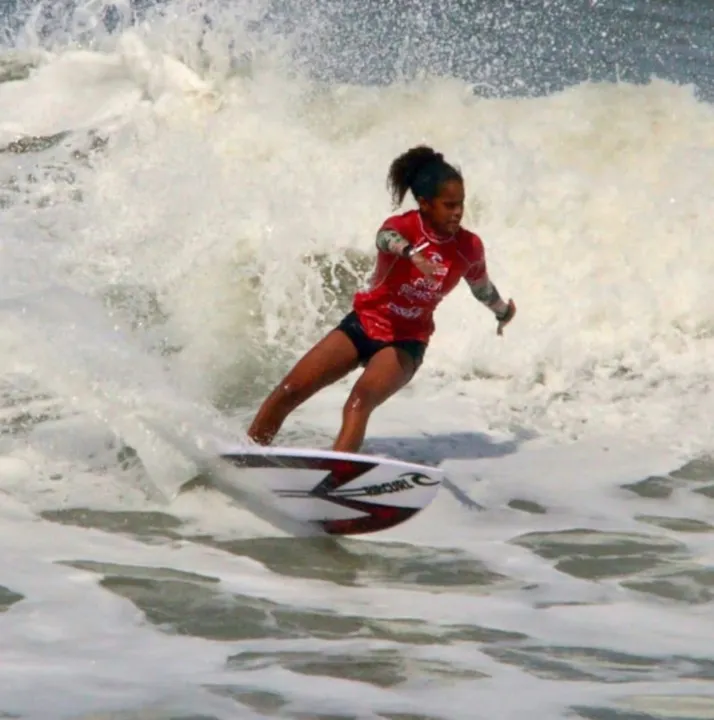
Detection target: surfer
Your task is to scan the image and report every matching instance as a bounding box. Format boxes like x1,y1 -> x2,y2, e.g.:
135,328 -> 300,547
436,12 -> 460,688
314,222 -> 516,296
247,145 -> 516,453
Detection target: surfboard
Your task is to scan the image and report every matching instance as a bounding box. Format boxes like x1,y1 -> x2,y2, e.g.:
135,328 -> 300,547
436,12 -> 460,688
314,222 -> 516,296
214,445 -> 444,536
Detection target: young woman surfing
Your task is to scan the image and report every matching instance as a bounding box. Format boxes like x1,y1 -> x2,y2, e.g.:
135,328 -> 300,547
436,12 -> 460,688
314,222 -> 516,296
247,145 -> 516,453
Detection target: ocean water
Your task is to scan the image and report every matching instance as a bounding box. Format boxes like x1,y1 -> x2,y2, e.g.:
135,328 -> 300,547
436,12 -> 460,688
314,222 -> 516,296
2,0 -> 714,718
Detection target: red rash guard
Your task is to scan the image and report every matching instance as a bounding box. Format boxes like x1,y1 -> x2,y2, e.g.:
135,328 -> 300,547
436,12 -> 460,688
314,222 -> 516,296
352,210 -> 489,343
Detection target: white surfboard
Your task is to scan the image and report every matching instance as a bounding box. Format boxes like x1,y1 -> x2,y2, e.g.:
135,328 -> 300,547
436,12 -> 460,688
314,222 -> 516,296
214,445 -> 444,536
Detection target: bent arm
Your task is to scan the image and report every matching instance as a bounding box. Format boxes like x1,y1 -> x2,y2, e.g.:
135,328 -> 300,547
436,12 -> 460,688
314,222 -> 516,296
376,229 -> 410,256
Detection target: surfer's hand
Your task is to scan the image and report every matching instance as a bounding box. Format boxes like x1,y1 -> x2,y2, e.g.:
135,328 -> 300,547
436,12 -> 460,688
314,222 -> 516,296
496,299 -> 516,336
411,252 -> 447,278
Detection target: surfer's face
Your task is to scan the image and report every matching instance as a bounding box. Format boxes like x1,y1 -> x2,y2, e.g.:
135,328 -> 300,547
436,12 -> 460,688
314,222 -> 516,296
419,179 -> 464,237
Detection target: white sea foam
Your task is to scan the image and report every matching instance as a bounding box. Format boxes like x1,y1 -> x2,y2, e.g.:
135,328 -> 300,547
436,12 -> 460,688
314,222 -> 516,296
1,4 -> 714,718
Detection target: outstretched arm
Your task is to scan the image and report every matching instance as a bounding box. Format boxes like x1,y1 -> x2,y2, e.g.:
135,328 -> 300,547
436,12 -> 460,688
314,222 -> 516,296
466,275 -> 516,335
466,275 -> 508,314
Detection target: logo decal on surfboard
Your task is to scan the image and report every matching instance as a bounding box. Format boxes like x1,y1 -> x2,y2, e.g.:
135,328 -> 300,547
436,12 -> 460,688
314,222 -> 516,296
218,450 -> 443,536
276,472 -> 439,499
281,460 -> 425,535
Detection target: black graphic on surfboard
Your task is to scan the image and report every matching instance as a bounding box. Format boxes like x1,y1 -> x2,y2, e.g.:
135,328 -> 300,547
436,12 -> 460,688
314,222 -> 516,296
219,449 -> 442,535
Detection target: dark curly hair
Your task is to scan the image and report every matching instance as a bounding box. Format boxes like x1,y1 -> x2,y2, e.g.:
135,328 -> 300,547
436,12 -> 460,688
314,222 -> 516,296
387,145 -> 463,207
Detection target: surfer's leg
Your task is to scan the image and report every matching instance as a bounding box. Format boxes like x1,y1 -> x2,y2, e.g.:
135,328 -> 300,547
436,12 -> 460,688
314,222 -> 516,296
247,330 -> 360,445
333,345 -> 421,453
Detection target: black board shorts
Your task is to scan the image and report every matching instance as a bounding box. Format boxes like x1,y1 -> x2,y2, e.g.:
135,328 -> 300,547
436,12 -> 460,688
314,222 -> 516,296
336,310 -> 427,369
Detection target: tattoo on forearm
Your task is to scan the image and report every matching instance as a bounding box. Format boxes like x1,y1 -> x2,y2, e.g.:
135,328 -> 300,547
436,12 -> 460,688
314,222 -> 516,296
468,278 -> 502,307
376,229 -> 410,256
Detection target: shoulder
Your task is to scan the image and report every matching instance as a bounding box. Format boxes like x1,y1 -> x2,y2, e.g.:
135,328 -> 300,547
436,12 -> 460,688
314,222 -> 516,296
457,228 -> 485,260
379,209 -> 419,235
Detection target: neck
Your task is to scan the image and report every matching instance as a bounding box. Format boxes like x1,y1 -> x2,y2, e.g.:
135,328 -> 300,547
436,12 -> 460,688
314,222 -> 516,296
418,212 -> 456,242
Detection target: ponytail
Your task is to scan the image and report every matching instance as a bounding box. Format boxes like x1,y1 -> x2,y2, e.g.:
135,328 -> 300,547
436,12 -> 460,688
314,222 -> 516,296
386,145 -> 462,207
